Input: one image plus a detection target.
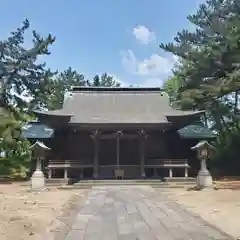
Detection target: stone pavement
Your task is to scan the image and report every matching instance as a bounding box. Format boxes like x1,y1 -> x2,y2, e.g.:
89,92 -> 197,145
65,186 -> 232,240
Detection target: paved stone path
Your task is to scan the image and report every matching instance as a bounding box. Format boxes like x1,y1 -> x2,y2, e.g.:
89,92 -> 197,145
65,186 -> 232,240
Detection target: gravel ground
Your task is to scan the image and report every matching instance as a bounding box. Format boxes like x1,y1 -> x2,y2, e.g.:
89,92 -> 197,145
0,183 -> 88,240
161,182 -> 240,239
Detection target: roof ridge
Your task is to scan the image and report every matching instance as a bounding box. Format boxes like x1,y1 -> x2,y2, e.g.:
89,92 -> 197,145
70,86 -> 162,92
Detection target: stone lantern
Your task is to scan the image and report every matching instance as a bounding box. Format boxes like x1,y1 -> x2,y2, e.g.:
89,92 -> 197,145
30,141 -> 50,190
191,140 -> 214,189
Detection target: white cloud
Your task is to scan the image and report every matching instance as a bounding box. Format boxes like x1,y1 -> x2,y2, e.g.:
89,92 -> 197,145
132,26 -> 156,44
121,49 -> 177,87
137,54 -> 173,76
108,73 -> 129,87
121,50 -> 138,73
140,78 -> 164,87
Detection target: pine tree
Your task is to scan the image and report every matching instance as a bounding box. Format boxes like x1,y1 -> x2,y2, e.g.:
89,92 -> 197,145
0,19 -> 55,178
40,67 -> 86,110
160,0 -> 240,121
0,19 -> 55,113
87,73 -> 121,87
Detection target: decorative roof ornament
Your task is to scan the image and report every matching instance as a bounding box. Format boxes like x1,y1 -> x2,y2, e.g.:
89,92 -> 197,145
30,141 -> 51,151
191,140 -> 215,151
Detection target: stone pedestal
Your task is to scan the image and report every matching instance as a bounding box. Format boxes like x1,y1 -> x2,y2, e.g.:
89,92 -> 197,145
196,159 -> 213,188
31,170 -> 45,190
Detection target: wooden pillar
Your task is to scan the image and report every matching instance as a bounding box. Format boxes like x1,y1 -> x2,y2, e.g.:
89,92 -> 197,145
169,168 -> 173,178
116,136 -> 120,169
138,129 -> 147,178
93,137 -> 99,179
80,168 -> 83,179
140,137 -> 146,177
48,168 -> 52,179
91,129 -> 101,179
64,168 -> 68,180
154,168 -> 157,177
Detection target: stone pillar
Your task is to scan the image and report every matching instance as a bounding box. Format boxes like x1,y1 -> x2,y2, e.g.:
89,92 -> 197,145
169,168 -> 173,178
191,141 -> 214,189
93,137 -> 100,179
48,168 -> 52,179
64,168 -> 68,180
196,158 -> 213,188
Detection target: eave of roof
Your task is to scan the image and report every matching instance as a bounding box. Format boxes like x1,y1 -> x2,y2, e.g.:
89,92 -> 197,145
33,109 -> 73,117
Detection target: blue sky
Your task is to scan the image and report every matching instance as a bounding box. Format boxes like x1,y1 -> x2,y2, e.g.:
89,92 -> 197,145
1,0 -> 204,86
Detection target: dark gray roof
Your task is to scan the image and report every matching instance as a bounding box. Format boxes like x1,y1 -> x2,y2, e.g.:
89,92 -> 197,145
35,87 -> 204,125
178,124 -> 216,139
22,122 -> 54,139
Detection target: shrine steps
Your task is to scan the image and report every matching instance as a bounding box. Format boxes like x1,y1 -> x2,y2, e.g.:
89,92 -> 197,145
51,178 -> 196,189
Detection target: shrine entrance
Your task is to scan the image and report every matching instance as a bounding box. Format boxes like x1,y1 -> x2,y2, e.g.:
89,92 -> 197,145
98,133 -> 142,178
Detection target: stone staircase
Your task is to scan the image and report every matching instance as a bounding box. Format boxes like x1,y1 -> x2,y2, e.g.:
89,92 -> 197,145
57,177 -> 196,189
21,177 -> 196,188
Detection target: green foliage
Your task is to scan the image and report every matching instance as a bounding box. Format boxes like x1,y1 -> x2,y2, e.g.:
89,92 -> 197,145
160,0 -> 240,113
163,76 -> 184,105
0,140 -> 31,178
211,126 -> 240,175
40,67 -> 86,110
161,0 -> 240,175
0,19 -> 56,111
41,72 -> 121,110
0,109 -> 31,178
0,19 -> 55,178
87,73 -> 121,87
0,107 -> 20,144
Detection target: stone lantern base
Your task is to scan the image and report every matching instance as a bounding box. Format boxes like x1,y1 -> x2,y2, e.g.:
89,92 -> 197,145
196,169 -> 213,189
31,170 -> 45,190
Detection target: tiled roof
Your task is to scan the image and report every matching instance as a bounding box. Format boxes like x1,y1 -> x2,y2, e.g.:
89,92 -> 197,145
22,122 -> 54,139
34,87 -> 203,125
178,124 -> 216,139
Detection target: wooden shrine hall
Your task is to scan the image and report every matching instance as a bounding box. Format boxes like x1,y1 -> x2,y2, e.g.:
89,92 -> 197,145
33,87 -> 208,181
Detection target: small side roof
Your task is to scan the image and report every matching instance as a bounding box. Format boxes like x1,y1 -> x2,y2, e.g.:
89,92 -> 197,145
178,124 -> 216,139
22,122 -> 54,139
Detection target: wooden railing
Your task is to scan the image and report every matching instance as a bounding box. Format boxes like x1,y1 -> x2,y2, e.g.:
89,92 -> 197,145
47,159 -> 189,168
163,159 -> 188,166
145,159 -> 189,167
47,159 -> 190,178
48,160 -> 93,168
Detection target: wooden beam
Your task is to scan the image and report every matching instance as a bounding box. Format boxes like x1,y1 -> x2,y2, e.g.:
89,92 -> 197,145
100,134 -> 139,139
90,128 -> 101,139
116,130 -> 123,136
137,128 -> 148,139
